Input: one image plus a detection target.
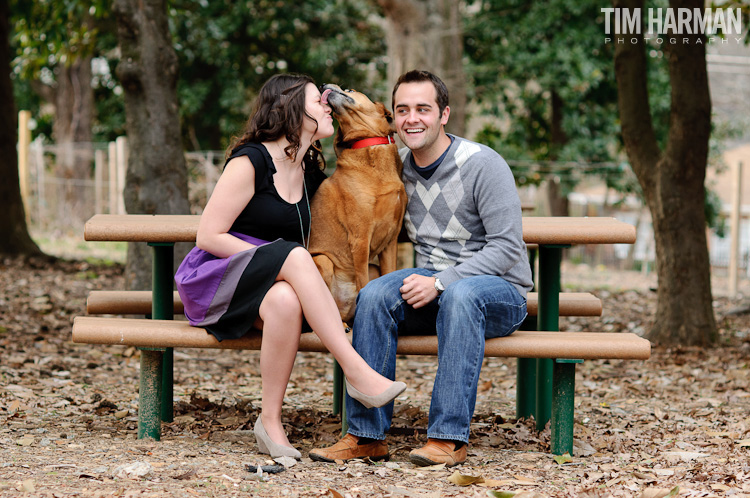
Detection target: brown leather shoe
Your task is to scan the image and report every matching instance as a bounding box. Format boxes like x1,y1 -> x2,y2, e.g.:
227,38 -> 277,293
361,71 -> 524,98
309,434 -> 389,462
409,439 -> 467,467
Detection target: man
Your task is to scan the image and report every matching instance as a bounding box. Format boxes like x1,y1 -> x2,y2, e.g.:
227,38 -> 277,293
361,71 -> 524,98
310,70 -> 533,467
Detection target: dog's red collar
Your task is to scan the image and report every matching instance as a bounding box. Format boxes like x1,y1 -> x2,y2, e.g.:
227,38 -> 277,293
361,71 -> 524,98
350,136 -> 396,149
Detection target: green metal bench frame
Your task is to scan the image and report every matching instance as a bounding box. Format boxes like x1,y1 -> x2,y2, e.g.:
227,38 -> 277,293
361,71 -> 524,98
72,315 -> 650,455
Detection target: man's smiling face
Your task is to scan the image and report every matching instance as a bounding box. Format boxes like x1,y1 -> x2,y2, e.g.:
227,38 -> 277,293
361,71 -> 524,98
393,81 -> 450,156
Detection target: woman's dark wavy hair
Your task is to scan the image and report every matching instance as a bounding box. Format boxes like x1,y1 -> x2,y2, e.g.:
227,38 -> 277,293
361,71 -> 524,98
227,73 -> 325,172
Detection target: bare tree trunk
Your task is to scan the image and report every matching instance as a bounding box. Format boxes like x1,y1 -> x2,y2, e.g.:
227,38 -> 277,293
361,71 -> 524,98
438,0 -> 466,137
53,57 -> 94,226
378,0 -> 425,85
546,90 -> 570,216
0,0 -> 43,257
377,0 -> 466,135
613,0 -> 717,346
546,179 -> 569,217
113,0 -> 190,290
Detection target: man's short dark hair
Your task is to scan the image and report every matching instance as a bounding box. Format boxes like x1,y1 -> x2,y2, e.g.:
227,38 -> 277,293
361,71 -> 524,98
392,70 -> 450,114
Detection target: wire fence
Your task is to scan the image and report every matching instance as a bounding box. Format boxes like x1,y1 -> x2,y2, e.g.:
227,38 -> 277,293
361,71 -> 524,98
24,139 -> 226,235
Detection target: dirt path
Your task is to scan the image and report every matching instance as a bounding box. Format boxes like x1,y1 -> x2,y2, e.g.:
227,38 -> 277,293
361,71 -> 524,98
1,257 -> 749,497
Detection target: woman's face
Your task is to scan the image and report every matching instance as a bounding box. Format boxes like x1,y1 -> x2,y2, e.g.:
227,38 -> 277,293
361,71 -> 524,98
303,82 -> 334,141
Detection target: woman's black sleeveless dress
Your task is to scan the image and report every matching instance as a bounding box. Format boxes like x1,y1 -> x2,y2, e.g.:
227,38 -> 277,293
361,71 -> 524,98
175,143 -> 326,341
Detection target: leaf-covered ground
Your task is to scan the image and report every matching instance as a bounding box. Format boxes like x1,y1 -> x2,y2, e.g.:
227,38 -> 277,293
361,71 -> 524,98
1,257 -> 749,497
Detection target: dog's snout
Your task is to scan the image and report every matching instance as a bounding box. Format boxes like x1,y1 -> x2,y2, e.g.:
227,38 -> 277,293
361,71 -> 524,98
318,83 -> 355,109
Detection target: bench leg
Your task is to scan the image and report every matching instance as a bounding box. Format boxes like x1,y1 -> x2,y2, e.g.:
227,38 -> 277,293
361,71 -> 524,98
149,242 -> 175,424
536,358 -> 554,430
334,359 -> 349,436
516,358 -> 537,419
138,348 -> 164,440
550,359 -> 581,455
161,348 -> 174,423
536,244 -> 565,431
341,394 -> 348,437
517,246 -> 538,420
333,359 -> 344,416
516,316 -> 538,419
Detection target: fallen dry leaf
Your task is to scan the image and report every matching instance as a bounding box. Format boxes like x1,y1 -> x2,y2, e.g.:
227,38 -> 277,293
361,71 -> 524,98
639,486 -> 680,498
0,258 -> 749,498
447,470 -> 485,486
7,399 -> 20,413
553,453 -> 572,464
172,468 -> 197,480
710,483 -> 732,491
480,478 -> 540,487
19,480 -> 35,493
486,491 -> 516,498
417,463 -> 446,471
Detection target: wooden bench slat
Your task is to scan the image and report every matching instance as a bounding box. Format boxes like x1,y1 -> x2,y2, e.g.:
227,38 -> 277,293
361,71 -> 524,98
521,217 -> 637,245
87,291 -> 185,315
86,291 -> 603,317
83,214 -> 637,245
399,331 -> 651,360
72,316 -> 650,360
84,215 -> 198,242
526,292 -> 601,316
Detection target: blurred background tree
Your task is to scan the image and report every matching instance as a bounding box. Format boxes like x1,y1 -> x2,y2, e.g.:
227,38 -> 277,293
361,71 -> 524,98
464,0 -> 671,216
1,0 -> 41,256
11,0 -> 388,153
171,0 -> 388,152
374,0 -> 467,136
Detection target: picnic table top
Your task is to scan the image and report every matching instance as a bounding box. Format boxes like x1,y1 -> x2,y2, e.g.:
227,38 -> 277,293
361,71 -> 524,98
83,214 -> 636,245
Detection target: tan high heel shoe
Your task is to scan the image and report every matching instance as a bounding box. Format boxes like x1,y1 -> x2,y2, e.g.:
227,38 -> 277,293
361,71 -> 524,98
345,379 -> 407,409
254,416 -> 302,460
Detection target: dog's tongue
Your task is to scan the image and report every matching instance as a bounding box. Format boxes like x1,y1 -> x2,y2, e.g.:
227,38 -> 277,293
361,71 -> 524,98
321,89 -> 331,105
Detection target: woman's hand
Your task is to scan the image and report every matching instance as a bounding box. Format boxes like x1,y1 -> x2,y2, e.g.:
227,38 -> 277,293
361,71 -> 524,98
400,274 -> 439,309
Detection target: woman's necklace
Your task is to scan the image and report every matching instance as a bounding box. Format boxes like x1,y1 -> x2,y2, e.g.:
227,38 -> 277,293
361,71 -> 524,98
272,141 -> 311,249
295,178 -> 311,249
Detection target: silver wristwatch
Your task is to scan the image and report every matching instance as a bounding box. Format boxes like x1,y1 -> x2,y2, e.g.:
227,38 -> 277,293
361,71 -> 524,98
434,277 -> 445,294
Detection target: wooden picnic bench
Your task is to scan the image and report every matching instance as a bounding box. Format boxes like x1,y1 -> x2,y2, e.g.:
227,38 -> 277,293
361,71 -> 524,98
72,214 -> 649,455
72,316 -> 649,454
85,290 -> 603,317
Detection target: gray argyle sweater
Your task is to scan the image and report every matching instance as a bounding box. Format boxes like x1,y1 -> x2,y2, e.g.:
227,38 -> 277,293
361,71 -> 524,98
400,135 -> 533,297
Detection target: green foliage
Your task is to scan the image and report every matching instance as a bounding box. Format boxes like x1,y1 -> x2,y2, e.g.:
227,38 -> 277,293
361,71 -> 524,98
10,0 -> 119,142
11,78 -> 53,139
464,0 -> 672,197
169,0 -> 388,150
465,0 -> 619,158
10,0 -> 111,78
92,78 -> 126,142
10,0 -> 386,149
8,0 -> 733,216
705,187 -> 726,238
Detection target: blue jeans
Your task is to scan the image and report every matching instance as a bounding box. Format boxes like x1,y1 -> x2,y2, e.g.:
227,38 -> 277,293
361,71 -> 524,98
346,267 -> 527,443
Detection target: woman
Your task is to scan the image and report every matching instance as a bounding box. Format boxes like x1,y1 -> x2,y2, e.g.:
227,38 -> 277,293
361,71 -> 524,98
175,74 -> 406,459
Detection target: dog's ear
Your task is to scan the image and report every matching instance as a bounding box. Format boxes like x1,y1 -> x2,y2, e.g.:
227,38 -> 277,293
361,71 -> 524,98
377,103 -> 393,124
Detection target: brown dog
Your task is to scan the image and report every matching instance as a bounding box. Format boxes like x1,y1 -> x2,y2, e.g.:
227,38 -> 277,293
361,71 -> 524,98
308,84 -> 407,323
